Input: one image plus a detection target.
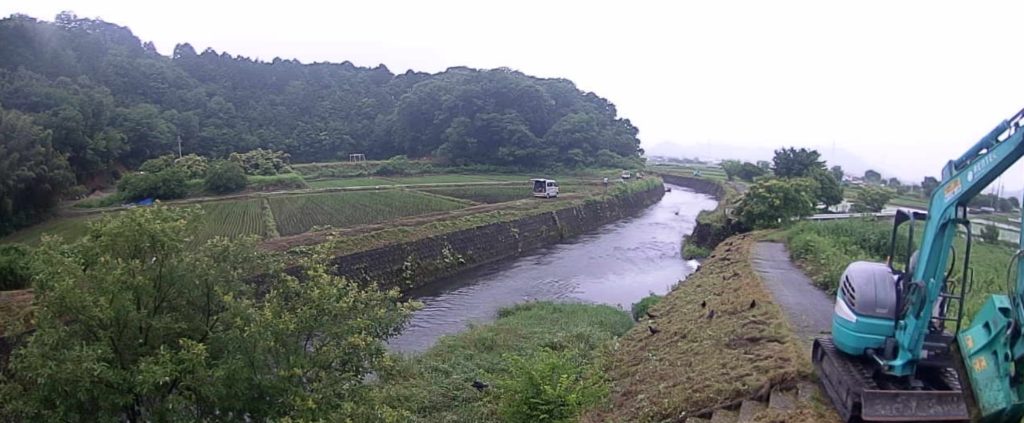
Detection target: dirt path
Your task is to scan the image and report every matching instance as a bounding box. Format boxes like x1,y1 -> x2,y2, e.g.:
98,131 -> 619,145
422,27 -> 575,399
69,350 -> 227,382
750,242 -> 833,344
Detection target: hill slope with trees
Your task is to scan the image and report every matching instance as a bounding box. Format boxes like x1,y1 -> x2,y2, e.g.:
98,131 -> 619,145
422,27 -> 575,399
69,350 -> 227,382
0,12 -> 642,234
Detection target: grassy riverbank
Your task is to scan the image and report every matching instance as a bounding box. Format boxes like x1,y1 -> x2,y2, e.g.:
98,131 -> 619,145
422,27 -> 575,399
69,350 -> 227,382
583,234 -> 817,422
370,302 -> 633,422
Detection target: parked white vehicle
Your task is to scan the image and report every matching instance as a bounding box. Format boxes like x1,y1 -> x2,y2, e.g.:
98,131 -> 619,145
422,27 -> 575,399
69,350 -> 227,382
531,178 -> 559,198
621,170 -> 631,180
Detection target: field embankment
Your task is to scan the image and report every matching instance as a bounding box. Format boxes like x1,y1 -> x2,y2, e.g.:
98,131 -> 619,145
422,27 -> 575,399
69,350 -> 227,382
294,178 -> 665,291
583,234 -> 829,422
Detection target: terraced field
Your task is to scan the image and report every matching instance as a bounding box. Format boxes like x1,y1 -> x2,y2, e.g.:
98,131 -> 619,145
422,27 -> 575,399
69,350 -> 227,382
269,190 -> 467,235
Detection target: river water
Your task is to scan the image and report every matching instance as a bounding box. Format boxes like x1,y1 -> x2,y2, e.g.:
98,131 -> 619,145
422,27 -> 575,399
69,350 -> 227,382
388,184 -> 718,353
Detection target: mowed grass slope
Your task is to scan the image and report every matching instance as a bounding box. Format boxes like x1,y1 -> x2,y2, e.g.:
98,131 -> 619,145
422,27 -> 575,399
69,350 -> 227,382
269,190 -> 467,236
584,234 -> 805,422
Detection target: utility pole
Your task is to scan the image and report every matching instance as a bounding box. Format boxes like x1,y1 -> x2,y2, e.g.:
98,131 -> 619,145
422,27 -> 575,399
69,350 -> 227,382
177,135 -> 183,158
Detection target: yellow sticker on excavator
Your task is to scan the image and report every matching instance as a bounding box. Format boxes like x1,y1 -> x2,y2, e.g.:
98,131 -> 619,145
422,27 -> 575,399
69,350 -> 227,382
965,335 -> 974,350
944,178 -> 962,201
973,356 -> 988,372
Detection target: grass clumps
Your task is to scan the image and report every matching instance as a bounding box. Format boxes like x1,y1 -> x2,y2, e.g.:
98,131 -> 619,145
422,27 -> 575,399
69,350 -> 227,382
371,302 -> 633,422
631,293 -> 663,321
584,234 -> 800,422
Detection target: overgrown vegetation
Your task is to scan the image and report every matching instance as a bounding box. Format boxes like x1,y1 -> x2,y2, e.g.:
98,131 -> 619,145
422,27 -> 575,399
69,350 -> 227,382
371,302 -> 632,422
783,218 -> 1014,325
0,206 -> 419,421
0,244 -> 30,291
203,160 -> 247,194
630,293 -> 663,321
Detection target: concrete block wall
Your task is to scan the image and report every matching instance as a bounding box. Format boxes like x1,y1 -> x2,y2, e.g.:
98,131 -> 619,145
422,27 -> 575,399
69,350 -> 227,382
331,185 -> 666,291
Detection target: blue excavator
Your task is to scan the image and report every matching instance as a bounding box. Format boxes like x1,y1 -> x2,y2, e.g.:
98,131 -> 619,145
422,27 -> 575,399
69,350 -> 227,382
814,107 -> 1024,422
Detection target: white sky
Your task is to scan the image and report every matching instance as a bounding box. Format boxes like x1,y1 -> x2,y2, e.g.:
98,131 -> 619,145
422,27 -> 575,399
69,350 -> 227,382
7,0 -> 1024,187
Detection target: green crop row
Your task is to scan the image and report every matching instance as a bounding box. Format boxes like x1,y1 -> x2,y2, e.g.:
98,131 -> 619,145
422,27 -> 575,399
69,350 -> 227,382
269,190 -> 467,236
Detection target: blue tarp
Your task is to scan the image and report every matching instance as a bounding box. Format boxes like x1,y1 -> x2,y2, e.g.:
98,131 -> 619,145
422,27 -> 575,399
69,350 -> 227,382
135,197 -> 155,206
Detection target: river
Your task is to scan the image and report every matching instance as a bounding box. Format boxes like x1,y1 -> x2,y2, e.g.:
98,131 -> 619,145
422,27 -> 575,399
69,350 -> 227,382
388,184 -> 718,353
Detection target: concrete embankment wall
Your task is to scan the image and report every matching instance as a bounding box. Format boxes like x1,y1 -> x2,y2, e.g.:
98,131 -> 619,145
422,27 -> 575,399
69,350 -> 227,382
660,174 -> 724,200
330,184 -> 666,291
658,174 -> 744,255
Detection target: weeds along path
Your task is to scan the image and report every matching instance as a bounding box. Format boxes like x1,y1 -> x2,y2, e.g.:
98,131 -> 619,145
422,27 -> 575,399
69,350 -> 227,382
750,242 -> 834,345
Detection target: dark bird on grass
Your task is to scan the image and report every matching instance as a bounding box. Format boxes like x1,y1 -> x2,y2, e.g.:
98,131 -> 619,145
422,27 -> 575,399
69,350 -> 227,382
472,380 -> 489,392
706,309 -> 716,320
648,325 -> 660,335
645,311 -> 657,319
749,299 -> 757,309
700,300 -> 706,309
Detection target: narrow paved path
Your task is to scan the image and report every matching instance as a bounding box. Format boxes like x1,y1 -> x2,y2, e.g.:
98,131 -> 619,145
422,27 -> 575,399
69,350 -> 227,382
751,242 -> 834,344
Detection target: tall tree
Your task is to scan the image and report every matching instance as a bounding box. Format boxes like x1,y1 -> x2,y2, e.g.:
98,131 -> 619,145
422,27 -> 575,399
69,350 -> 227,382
830,165 -> 844,182
771,147 -> 824,178
864,169 -> 882,184
0,105 -> 75,235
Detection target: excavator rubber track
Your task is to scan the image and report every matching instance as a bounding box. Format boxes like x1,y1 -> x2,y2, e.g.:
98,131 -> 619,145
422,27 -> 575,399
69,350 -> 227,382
812,337 -> 969,422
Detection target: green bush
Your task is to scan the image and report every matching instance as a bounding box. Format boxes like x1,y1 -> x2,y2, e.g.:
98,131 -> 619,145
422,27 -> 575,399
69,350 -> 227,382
735,177 -> 817,229
0,244 -> 31,291
229,148 -> 291,175
498,348 -> 609,423
116,167 -> 189,201
981,224 -> 1000,244
204,160 -> 247,194
174,154 -> 209,179
138,154 -> 176,173
682,243 -> 711,259
631,293 -> 663,321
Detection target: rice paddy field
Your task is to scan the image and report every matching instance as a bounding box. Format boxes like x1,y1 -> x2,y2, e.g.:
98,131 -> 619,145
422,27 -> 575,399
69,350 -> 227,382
2,172 -> 613,246
192,199 -> 267,242
417,186 -> 532,203
268,190 -> 467,235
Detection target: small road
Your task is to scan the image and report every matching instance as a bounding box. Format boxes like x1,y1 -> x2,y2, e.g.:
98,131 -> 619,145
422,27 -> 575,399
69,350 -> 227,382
751,242 -> 834,345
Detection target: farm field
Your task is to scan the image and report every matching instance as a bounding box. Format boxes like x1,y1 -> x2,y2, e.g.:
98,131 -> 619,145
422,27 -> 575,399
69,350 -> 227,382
268,190 -> 467,236
418,186 -> 532,203
191,199 -> 267,243
1,215 -> 98,246
307,177 -> 398,189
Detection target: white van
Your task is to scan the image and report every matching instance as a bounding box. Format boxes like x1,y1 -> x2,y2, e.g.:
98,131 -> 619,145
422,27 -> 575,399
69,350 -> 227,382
531,179 -> 559,198
621,171 -> 631,180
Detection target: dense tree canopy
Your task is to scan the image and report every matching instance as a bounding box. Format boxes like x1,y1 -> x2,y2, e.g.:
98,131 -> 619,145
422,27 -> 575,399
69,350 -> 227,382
0,12 -> 643,234
771,147 -> 823,178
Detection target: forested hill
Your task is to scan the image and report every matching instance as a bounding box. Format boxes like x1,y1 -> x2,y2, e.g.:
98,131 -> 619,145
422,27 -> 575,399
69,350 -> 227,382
0,12 -> 642,182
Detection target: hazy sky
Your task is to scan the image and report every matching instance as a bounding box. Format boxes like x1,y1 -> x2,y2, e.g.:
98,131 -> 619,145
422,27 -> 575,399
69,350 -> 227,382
7,1 -> 1024,185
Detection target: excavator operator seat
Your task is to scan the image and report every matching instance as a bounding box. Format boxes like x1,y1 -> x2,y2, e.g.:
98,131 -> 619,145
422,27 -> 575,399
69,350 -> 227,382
833,261 -> 899,355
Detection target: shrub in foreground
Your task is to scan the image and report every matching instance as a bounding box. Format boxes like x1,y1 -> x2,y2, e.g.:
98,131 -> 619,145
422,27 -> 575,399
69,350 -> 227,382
0,244 -> 31,291
498,348 -> 609,422
0,206 -> 417,421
